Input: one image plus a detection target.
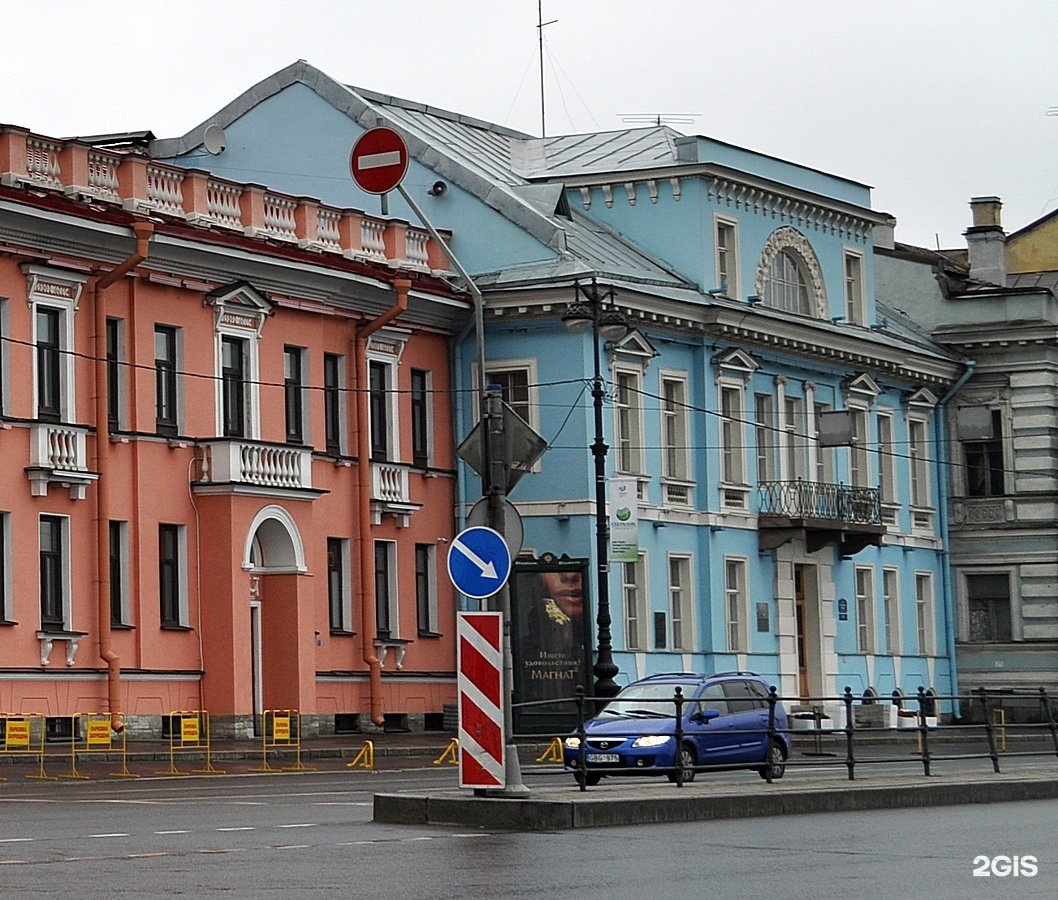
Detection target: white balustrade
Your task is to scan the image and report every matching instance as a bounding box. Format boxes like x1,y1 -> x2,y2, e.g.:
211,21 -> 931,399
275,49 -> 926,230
406,229 -> 430,268
361,219 -> 386,260
207,179 -> 243,228
372,462 -> 410,503
315,207 -> 342,251
262,193 -> 298,241
25,138 -> 62,188
202,440 -> 313,490
145,164 -> 185,215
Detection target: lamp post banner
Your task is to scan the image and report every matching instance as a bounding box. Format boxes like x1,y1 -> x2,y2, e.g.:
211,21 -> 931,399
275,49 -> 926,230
608,477 -> 639,563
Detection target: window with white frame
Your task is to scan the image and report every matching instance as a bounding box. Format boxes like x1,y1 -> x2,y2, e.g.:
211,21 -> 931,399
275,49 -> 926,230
882,567 -> 899,655
668,554 -> 693,651
661,374 -> 690,482
849,407 -> 870,488
622,556 -> 647,651
39,515 -> 69,631
159,523 -> 188,628
755,394 -> 776,482
719,383 -> 746,486
374,540 -> 397,638
410,369 -> 432,470
323,353 -> 345,456
284,346 -> 308,445
327,537 -> 352,633
368,359 -> 395,461
106,317 -> 125,432
615,369 -> 644,475
915,572 -> 935,654
715,216 -> 739,297
965,572 -> 1012,642
415,543 -> 439,635
783,394 -> 807,481
725,558 -> 748,653
26,268 -> 84,424
908,416 -> 931,508
154,325 -> 181,437
814,403 -> 834,483
109,520 -> 130,627
0,511 -> 11,623
855,566 -> 875,654
756,227 -> 826,318
206,283 -> 270,441
483,364 -> 533,426
843,250 -> 865,325
876,412 -> 897,506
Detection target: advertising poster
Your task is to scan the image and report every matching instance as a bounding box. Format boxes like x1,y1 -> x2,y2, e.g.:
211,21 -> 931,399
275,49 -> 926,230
509,554 -> 592,734
609,476 -> 639,563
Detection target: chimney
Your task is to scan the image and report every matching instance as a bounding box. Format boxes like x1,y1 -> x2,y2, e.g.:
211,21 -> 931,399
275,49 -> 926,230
965,196 -> 1006,285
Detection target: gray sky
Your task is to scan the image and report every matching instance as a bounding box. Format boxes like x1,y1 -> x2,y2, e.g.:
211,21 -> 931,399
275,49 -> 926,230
4,1 -> 1056,250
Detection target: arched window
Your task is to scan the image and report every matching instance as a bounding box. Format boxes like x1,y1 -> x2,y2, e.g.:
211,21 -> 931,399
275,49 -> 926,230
765,250 -> 811,314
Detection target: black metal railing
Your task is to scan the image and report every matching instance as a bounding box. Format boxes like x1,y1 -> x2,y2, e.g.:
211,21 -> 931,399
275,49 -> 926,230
511,684 -> 1058,792
758,480 -> 881,525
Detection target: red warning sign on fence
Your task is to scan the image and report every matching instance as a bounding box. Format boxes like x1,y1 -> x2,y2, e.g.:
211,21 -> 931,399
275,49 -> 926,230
456,611 -> 505,789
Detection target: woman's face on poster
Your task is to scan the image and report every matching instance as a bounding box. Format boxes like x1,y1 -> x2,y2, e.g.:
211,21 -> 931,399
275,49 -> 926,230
539,570 -> 584,619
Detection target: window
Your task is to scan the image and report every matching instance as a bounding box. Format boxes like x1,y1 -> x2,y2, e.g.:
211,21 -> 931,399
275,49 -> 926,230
327,538 -> 351,633
0,297 -> 7,415
843,251 -> 865,325
915,572 -> 935,654
0,511 -> 11,623
719,384 -> 745,485
159,524 -> 187,628
764,250 -> 811,315
374,540 -> 396,638
966,573 -> 1012,642
855,566 -> 875,654
614,369 -> 644,474
963,409 -> 1005,497
324,353 -> 344,455
154,325 -> 179,437
622,556 -> 647,651
368,360 -> 390,460
814,403 -> 835,483
876,412 -> 897,504
725,558 -> 748,653
661,375 -> 689,482
485,366 -> 531,425
36,307 -> 62,421
849,408 -> 870,488
411,369 -> 431,470
908,418 -> 930,508
39,515 -> 66,630
882,568 -> 899,655
416,543 -> 438,635
715,217 -> 739,296
755,394 -> 776,482
109,521 -> 129,627
284,346 -> 306,445
221,335 -> 248,438
106,317 -> 124,431
783,395 -> 807,481
668,555 -> 692,651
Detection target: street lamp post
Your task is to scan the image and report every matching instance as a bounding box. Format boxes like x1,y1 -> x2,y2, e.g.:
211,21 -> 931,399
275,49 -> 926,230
562,279 -> 629,703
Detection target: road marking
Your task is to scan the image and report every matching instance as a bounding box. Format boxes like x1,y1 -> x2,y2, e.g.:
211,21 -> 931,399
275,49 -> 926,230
0,838 -> 33,844
276,823 -> 316,829
89,833 -> 129,838
129,852 -> 168,859
0,861 -> 27,865
275,844 -> 310,850
217,826 -> 255,832
155,830 -> 189,835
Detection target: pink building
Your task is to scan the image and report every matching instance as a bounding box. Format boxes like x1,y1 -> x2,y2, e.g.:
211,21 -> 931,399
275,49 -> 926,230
0,127 -> 466,739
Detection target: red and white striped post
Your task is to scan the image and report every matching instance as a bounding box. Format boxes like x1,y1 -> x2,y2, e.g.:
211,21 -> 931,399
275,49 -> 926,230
456,612 -> 505,789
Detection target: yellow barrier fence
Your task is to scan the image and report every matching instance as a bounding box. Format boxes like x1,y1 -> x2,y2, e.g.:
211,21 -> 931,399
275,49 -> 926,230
0,713 -> 52,780
156,710 -> 224,775
433,737 -> 459,766
251,709 -> 310,772
536,737 -> 564,764
61,713 -> 137,779
346,740 -> 375,771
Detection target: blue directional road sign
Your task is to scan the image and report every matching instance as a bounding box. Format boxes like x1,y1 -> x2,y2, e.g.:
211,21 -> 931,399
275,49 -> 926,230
447,526 -> 513,600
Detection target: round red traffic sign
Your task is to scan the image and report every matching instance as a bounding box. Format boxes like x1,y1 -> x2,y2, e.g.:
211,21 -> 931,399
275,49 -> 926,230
350,126 -> 409,194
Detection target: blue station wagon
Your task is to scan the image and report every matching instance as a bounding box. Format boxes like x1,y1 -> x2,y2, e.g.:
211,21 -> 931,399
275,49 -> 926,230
563,672 -> 790,785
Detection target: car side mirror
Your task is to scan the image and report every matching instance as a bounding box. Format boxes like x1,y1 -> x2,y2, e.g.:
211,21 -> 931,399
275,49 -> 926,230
692,708 -> 720,723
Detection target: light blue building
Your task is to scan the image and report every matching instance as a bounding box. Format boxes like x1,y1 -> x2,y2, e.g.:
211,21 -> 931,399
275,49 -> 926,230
151,61 -> 966,719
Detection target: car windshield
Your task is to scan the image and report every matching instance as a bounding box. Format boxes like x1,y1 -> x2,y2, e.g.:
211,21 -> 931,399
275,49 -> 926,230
597,681 -> 698,719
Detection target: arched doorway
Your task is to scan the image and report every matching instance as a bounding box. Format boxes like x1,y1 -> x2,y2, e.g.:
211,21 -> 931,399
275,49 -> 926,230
243,507 -> 307,733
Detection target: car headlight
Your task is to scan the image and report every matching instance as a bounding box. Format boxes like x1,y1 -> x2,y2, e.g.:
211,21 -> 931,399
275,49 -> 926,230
564,736 -> 581,749
631,735 -> 672,749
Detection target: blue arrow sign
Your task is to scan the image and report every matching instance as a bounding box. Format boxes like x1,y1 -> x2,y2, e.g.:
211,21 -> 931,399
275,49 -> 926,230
447,526 -> 512,600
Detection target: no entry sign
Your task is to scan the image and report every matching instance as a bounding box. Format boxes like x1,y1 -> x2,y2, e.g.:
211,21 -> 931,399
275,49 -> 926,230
350,126 -> 409,194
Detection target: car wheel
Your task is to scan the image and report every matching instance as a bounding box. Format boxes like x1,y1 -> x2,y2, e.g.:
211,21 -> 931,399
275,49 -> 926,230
758,742 -> 787,781
666,744 -> 697,783
574,770 -> 601,787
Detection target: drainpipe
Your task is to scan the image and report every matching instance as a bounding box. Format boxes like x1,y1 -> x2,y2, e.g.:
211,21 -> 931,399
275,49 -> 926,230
936,358 -> 975,720
354,277 -> 411,726
91,221 -> 154,732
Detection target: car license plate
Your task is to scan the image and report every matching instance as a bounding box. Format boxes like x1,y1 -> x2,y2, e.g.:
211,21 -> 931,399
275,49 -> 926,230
587,752 -> 619,763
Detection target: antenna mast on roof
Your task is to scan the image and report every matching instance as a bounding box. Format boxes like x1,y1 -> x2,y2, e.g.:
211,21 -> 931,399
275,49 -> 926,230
538,1 -> 557,136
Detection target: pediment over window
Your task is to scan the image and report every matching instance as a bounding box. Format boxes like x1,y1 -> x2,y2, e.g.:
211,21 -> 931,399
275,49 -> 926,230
712,347 -> 758,380
904,387 -> 938,409
611,330 -> 656,369
205,281 -> 273,334
844,372 -> 881,404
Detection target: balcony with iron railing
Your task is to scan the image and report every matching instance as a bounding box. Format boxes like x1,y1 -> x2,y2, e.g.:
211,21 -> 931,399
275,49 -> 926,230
757,479 -> 885,555
0,127 -> 451,275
